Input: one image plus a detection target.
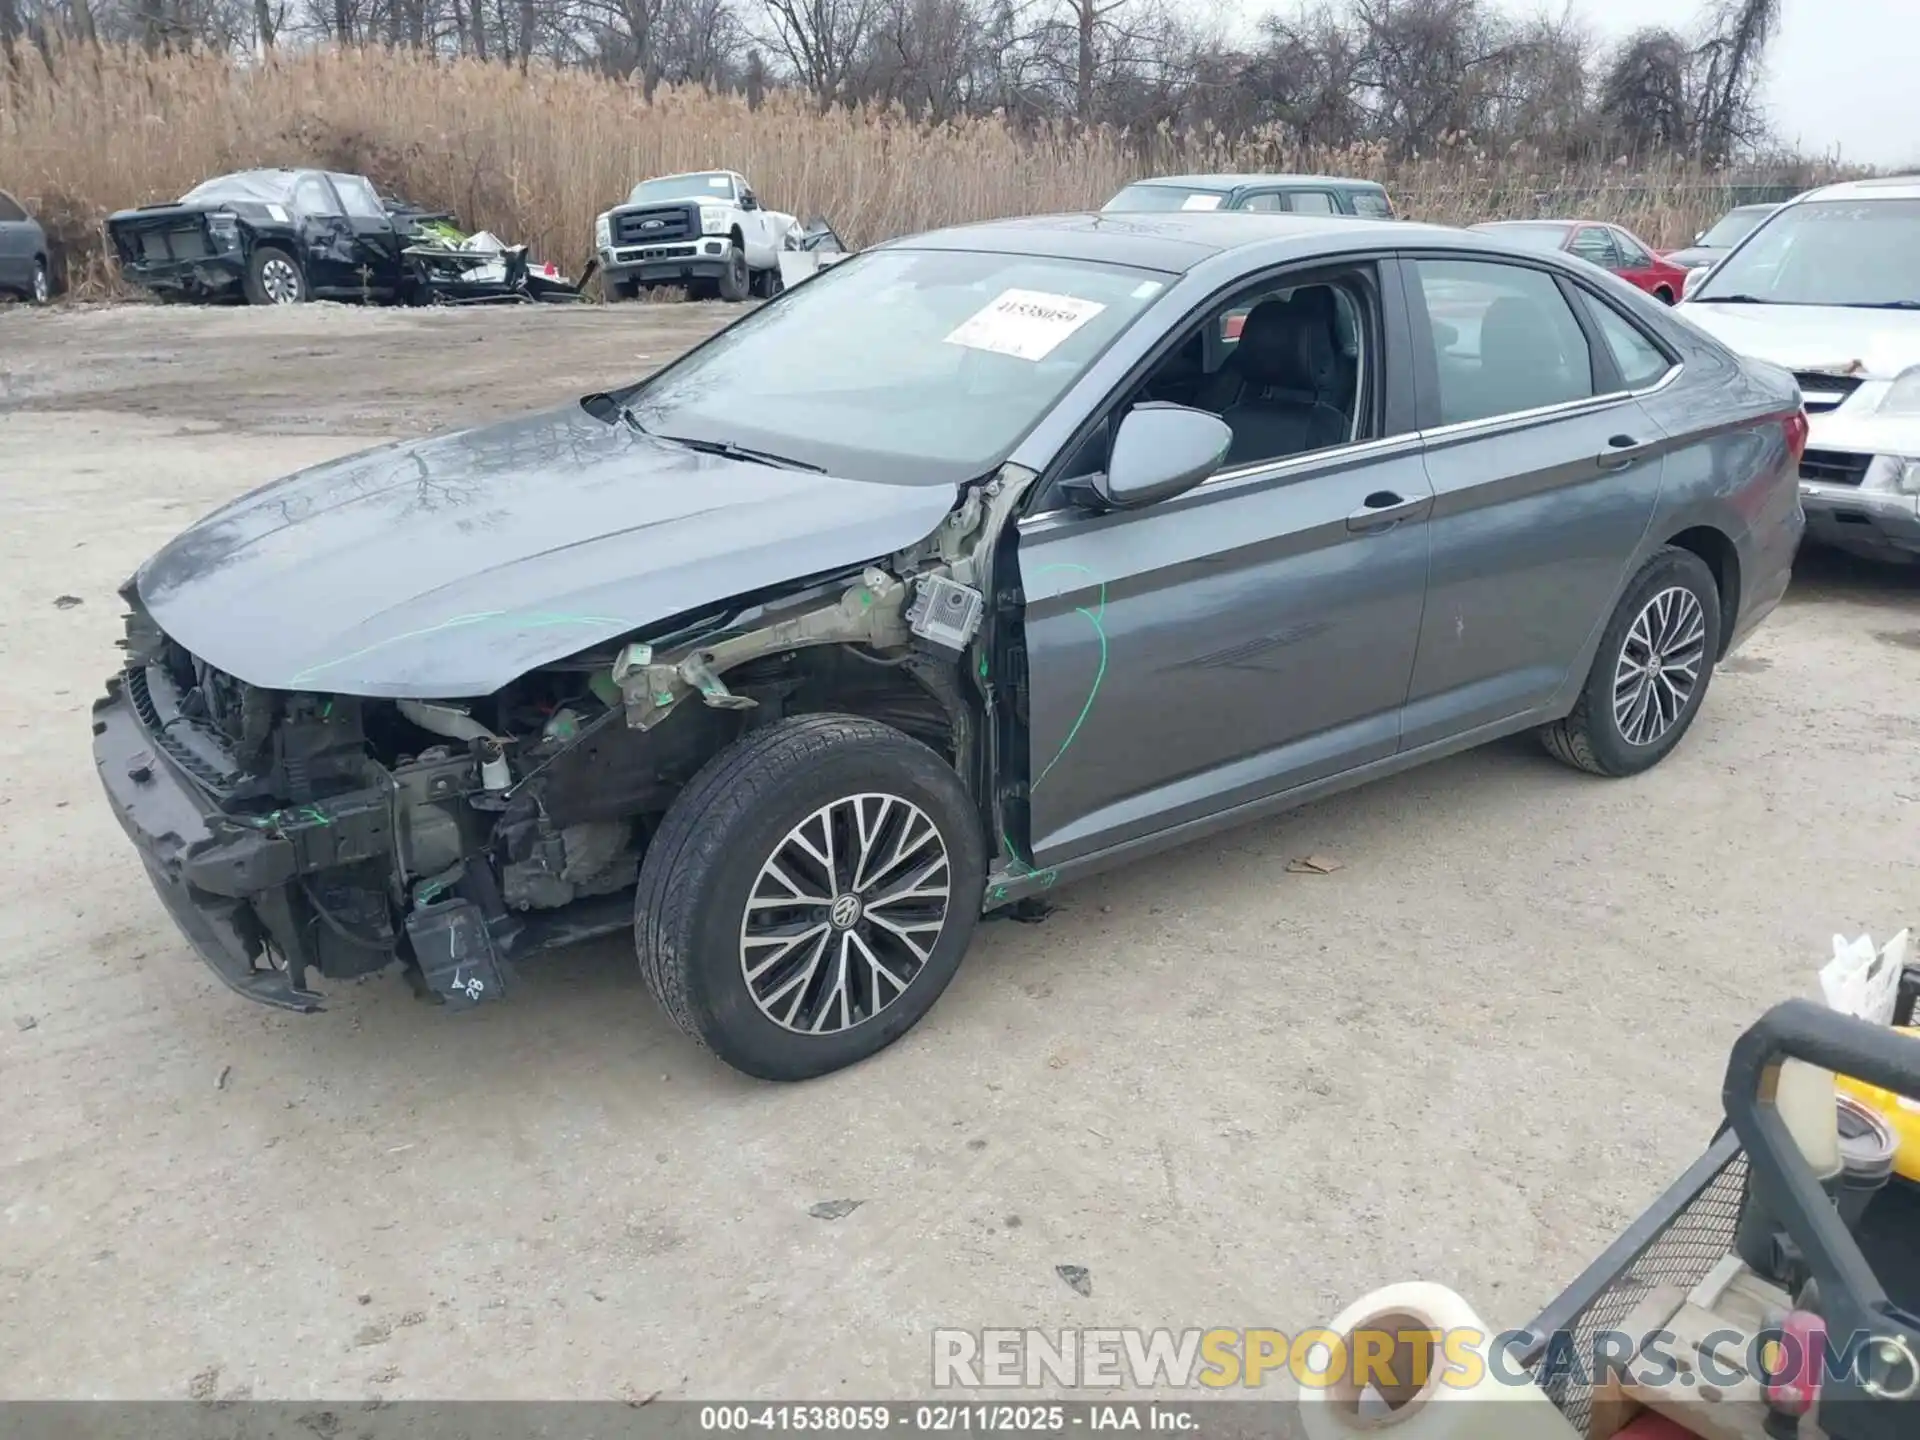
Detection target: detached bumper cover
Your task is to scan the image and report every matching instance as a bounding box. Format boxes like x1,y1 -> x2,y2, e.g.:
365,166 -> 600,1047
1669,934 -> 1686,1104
91,670 -> 392,1011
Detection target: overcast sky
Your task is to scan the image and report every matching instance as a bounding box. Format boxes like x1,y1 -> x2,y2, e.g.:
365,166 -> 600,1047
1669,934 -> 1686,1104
1219,0 -> 1920,167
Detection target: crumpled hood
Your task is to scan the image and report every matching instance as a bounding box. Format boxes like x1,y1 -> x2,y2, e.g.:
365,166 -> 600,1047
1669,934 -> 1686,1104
135,404 -> 959,698
1677,302 -> 1920,381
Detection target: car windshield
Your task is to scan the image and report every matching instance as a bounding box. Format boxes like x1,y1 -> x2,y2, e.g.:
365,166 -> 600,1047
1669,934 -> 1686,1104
1697,207 -> 1773,248
1102,184 -> 1230,213
1694,199 -> 1920,307
629,172 -> 736,205
1477,223 -> 1572,253
621,247 -> 1169,486
181,172 -> 295,205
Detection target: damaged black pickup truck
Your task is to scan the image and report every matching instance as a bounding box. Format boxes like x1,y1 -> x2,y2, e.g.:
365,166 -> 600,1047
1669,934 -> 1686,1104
93,213 -> 1802,1080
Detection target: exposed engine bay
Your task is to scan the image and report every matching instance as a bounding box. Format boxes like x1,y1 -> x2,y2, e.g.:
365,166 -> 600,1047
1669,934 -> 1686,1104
100,472 -> 1030,1013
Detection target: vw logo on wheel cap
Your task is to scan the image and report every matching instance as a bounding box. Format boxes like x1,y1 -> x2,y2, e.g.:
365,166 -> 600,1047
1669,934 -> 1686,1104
829,893 -> 863,930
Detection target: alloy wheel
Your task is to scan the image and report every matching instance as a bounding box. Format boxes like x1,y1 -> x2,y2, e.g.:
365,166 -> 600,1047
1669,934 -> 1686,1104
32,262 -> 49,304
1613,585 -> 1707,746
259,256 -> 302,304
738,792 -> 952,1035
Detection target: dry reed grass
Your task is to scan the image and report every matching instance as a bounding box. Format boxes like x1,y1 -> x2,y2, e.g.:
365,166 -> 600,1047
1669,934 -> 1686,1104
0,40 -> 1838,297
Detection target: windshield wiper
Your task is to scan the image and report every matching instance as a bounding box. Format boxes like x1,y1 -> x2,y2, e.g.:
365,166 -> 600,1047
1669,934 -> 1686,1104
591,397 -> 827,473
1693,293 -> 1774,304
651,432 -> 827,473
1846,299 -> 1920,310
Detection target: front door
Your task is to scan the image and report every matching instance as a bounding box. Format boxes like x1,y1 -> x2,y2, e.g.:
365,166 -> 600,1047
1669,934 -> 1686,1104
327,174 -> 406,296
1014,263 -> 1433,869
291,173 -> 358,295
1398,253 -> 1671,747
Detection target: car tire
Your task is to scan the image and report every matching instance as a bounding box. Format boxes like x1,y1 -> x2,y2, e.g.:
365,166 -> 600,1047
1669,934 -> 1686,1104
30,257 -> 50,305
243,246 -> 307,306
1539,545 -> 1722,778
717,244 -> 751,303
633,713 -> 987,1081
604,275 -> 637,303
753,264 -> 785,300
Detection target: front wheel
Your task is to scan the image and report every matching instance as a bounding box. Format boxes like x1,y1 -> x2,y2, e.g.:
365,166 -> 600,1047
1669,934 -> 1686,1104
30,258 -> 50,305
1539,545 -> 1722,777
716,245 -> 751,302
243,246 -> 307,306
634,714 -> 987,1081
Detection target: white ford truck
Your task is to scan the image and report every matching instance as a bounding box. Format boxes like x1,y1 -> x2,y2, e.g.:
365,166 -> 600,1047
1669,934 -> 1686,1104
593,169 -> 800,302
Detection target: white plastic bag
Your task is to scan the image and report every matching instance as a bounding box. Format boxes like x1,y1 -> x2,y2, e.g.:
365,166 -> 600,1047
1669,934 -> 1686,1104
1819,929 -> 1909,1026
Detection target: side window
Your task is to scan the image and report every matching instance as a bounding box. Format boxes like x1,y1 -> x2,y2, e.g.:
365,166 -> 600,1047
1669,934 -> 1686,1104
1611,229 -> 1655,268
1287,191 -> 1338,215
0,191 -> 25,223
1238,192 -> 1285,213
1584,296 -> 1677,391
1351,190 -> 1395,219
1052,271 -> 1375,496
1413,258 -> 1597,426
331,175 -> 386,220
1569,226 -> 1620,269
293,176 -> 342,218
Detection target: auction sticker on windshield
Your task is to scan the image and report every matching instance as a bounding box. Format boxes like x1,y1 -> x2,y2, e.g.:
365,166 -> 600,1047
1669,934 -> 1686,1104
944,289 -> 1108,362
1181,193 -> 1223,211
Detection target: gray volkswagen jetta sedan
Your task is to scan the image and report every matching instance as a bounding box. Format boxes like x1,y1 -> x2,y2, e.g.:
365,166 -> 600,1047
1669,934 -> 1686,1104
92,211 -> 1806,1080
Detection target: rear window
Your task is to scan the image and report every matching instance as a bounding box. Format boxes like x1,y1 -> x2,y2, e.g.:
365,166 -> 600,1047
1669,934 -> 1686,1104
1350,189 -> 1395,219
0,191 -> 26,223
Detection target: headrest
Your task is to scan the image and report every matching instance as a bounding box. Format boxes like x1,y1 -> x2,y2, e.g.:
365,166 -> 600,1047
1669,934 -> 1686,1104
1476,296 -> 1570,380
1236,290 -> 1340,395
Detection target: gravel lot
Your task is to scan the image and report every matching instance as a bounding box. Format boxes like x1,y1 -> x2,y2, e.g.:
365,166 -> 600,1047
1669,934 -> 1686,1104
3,302 -> 1917,1402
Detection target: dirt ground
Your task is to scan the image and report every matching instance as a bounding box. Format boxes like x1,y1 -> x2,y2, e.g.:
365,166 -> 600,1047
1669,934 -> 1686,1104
3,302 -> 1918,1403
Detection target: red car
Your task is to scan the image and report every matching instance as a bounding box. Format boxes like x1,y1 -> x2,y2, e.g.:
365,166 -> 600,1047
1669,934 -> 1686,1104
1469,220 -> 1693,304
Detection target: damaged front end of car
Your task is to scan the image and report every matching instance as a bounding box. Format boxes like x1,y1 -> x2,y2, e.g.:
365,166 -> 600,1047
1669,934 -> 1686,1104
91,469 -> 1029,1015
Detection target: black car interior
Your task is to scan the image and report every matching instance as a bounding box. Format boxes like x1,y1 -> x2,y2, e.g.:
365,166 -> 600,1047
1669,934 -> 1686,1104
1054,279 -> 1365,493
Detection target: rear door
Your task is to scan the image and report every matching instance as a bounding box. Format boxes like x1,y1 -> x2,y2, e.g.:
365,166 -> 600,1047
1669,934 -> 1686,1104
0,191 -> 30,290
1399,253 -> 1671,746
1014,258 -> 1433,868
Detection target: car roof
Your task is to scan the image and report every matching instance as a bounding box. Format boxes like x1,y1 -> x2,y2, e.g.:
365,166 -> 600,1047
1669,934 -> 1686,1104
1474,219 -> 1576,230
1794,174 -> 1920,203
888,211 -> 1482,273
1118,173 -> 1387,194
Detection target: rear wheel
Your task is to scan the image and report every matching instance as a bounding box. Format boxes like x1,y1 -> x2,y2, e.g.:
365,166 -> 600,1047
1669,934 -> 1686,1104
30,258 -> 50,305
634,714 -> 986,1081
1540,546 -> 1722,777
243,246 -> 307,306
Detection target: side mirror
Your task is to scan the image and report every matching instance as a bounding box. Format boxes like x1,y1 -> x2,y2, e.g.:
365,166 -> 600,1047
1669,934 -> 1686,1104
740,193 -> 758,211
1681,264 -> 1711,300
1092,402 -> 1233,509
1694,230 -> 1707,244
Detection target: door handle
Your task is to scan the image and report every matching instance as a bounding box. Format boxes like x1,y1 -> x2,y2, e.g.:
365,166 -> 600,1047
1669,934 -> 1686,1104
1345,490 -> 1428,534
1596,434 -> 1647,471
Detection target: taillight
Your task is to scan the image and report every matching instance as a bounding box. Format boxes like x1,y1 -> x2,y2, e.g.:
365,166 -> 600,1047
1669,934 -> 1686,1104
1784,407 -> 1809,464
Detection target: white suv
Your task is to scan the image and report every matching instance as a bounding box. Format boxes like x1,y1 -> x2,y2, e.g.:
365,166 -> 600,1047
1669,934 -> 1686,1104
1677,176 -> 1920,564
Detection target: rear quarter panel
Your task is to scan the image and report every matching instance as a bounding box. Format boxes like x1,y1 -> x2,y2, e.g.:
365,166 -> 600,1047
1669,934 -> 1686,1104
1558,315 -> 1801,696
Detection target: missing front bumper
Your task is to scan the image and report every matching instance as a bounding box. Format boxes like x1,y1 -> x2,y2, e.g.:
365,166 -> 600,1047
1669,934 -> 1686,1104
91,670 -> 397,1011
